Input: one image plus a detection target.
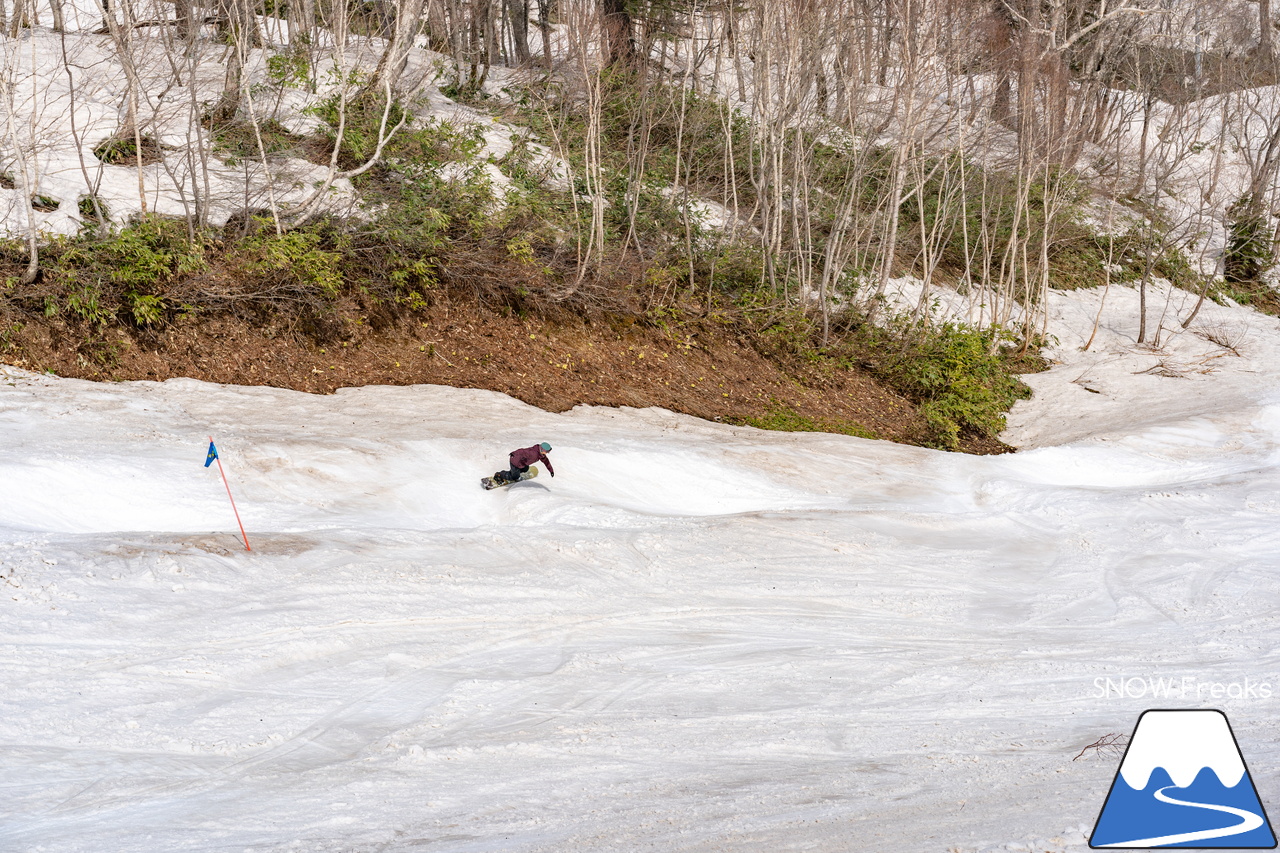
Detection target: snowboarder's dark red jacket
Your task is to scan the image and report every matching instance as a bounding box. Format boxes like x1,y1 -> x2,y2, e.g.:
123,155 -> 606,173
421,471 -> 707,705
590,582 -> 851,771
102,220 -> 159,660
510,444 -> 554,476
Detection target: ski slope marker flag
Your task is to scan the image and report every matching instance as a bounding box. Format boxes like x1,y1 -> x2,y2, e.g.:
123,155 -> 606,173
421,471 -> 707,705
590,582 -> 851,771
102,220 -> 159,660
1090,709 -> 1276,848
205,437 -> 251,552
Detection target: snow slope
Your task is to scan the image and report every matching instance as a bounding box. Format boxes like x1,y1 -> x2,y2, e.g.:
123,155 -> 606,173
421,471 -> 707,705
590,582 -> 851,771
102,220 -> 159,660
4,286 -> 1280,852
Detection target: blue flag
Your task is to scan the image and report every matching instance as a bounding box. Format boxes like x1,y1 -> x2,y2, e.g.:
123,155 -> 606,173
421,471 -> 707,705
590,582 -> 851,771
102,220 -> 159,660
205,441 -> 218,467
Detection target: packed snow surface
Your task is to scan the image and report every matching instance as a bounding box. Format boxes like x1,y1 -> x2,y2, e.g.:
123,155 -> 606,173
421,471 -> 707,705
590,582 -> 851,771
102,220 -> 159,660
4,284 -> 1280,852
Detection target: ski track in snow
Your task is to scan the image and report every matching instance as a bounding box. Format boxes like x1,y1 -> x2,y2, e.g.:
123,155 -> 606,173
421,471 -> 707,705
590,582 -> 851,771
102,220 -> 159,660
4,283 -> 1280,852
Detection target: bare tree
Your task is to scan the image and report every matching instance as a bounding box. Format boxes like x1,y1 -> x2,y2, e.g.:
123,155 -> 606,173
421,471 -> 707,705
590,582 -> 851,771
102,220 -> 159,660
0,34 -> 39,283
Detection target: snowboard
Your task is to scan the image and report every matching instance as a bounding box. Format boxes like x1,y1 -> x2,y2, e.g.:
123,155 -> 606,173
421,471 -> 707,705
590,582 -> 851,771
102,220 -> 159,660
481,466 -> 539,490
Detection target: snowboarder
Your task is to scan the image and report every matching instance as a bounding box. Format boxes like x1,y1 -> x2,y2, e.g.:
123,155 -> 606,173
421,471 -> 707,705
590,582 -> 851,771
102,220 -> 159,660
494,442 -> 555,486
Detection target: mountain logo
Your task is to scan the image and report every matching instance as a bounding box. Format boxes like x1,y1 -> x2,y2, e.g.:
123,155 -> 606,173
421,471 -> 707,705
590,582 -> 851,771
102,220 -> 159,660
1090,709 -> 1276,848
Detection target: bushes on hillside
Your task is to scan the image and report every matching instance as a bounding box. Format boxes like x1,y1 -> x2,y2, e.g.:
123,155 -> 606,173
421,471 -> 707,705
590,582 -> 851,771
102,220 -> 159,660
858,321 -> 1031,450
1,215 -> 343,329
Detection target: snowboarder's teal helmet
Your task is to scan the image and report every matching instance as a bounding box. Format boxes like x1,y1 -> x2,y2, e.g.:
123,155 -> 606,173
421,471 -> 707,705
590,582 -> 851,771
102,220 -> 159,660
540,442 -> 552,452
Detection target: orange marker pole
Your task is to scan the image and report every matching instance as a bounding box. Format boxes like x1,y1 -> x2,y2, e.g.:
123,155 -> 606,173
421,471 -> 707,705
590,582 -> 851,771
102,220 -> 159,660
210,436 -> 251,551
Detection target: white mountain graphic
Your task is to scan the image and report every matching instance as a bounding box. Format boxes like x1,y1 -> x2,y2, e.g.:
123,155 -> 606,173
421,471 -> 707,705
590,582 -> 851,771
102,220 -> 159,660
1119,710 -> 1245,789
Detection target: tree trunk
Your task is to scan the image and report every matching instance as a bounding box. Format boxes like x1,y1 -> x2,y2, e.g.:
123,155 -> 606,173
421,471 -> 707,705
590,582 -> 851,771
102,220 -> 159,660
537,0 -> 552,67
363,0 -> 426,96
508,0 -> 529,63
988,0 -> 1016,126
211,50 -> 242,123
174,0 -> 194,42
601,0 -> 634,67
1261,0 -> 1275,58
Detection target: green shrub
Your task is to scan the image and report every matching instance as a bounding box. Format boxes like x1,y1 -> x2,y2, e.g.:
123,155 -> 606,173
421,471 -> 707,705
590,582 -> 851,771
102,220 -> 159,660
351,119 -> 496,241
312,88 -> 411,167
707,242 -> 768,293
733,404 -> 876,440
127,293 -> 165,326
265,49 -> 312,90
1224,195 -> 1275,285
212,118 -> 302,162
228,226 -> 343,299
77,195 -> 109,223
384,117 -> 486,164
344,118 -> 510,301
98,217 -> 208,290
25,216 -> 352,327
863,320 -> 1030,450
37,216 -> 209,325
63,280 -> 111,325
93,134 -> 164,165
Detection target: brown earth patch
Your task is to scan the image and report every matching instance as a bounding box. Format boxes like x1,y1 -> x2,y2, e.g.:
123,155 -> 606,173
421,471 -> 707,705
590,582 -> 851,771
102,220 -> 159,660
0,301 -> 1014,454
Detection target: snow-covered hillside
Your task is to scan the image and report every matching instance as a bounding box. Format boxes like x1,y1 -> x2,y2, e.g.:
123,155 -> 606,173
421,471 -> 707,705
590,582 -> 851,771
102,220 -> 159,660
3,284 -> 1280,852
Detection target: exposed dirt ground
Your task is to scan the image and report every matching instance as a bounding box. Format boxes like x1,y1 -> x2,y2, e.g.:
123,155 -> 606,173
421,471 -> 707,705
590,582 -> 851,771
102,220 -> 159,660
1,302 -> 1014,454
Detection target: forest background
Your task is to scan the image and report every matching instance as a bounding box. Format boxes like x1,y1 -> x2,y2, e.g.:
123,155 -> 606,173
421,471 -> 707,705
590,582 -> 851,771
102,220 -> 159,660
0,0 -> 1277,452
